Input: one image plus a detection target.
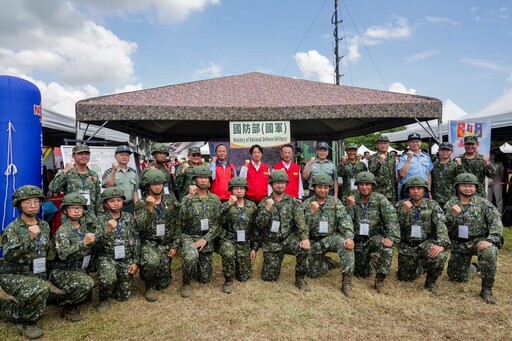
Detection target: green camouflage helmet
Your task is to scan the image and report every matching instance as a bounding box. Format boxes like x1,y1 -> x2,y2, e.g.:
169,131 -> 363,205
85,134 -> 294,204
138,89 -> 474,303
354,171 -> 377,186
102,187 -> 126,202
405,176 -> 429,191
12,185 -> 45,207
228,177 -> 248,190
61,193 -> 88,209
151,143 -> 169,155
192,165 -> 212,179
454,173 -> 479,188
312,174 -> 333,187
143,169 -> 167,185
269,170 -> 289,183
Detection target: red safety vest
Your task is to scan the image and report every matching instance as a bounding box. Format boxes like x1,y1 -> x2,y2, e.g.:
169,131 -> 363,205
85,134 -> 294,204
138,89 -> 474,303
273,161 -> 301,198
246,162 -> 269,203
210,163 -> 236,201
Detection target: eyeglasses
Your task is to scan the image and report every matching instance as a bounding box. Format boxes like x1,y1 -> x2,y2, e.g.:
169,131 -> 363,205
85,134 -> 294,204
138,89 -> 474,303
67,206 -> 84,211
21,199 -> 41,206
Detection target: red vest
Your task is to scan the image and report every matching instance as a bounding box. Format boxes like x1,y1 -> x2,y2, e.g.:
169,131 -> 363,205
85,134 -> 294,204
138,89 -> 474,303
273,161 -> 301,198
210,163 -> 236,201
246,162 -> 269,203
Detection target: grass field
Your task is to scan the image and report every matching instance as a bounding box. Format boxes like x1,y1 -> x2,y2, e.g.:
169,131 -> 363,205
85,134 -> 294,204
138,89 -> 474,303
2,228 -> 512,341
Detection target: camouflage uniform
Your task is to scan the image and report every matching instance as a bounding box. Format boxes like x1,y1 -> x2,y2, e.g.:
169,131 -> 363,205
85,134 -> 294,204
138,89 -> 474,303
140,163 -> 173,197
339,159 -> 367,203
455,154 -> 496,198
368,153 -> 397,205
174,161 -> 200,200
431,159 -> 457,208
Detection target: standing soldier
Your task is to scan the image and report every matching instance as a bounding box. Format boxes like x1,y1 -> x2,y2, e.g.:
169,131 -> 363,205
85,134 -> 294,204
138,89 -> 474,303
445,173 -> 503,304
255,170 -> 311,291
209,144 -> 237,201
49,193 -> 95,322
454,136 -> 496,198
398,133 -> 433,200
346,171 -> 400,293
175,146 -> 203,200
94,187 -> 140,312
140,143 -> 174,197
0,186 -> 50,339
303,142 -> 338,198
395,177 -> 450,296
303,174 -> 355,297
102,145 -> 139,214
339,143 -> 367,203
134,169 -> 180,302
432,142 -> 457,209
272,144 -> 305,201
368,135 -> 398,204
49,144 -> 102,229
218,177 -> 258,294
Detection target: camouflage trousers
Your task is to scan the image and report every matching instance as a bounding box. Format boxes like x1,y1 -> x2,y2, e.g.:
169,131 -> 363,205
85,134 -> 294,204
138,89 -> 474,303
49,269 -> 94,306
140,243 -> 171,290
448,237 -> 498,283
261,234 -> 309,281
182,235 -> 214,284
97,257 -> 133,301
309,234 -> 354,279
354,235 -> 394,278
219,240 -> 252,282
397,241 -> 448,281
0,275 -> 50,323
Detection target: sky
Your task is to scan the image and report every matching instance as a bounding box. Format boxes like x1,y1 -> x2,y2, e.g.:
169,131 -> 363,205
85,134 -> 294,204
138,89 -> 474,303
1,0 -> 511,116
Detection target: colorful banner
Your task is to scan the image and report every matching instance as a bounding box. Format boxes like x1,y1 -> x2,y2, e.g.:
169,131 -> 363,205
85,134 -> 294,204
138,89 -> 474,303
229,121 -> 291,148
448,120 -> 491,158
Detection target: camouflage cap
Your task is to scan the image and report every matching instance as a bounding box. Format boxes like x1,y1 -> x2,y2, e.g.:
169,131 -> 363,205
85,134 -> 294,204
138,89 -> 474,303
12,185 -> 45,207
228,176 -> 248,190
312,174 -> 333,187
115,145 -> 132,154
143,169 -> 167,184
269,170 -> 289,183
192,165 -> 212,178
405,176 -> 429,191
188,147 -> 201,155
454,173 -> 479,188
151,143 -> 169,155
61,193 -> 88,209
354,171 -> 377,186
464,136 -> 478,145
439,142 -> 453,150
73,145 -> 90,154
102,187 -> 126,202
376,135 -> 390,142
345,143 -> 358,151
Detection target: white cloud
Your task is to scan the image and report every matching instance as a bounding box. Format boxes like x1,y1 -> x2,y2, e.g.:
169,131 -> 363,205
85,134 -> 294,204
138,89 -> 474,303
406,49 -> 440,63
113,84 -> 144,94
388,82 -> 416,95
505,74 -> 512,91
425,16 -> 461,26
461,58 -> 512,72
193,62 -> 223,79
294,50 -> 335,83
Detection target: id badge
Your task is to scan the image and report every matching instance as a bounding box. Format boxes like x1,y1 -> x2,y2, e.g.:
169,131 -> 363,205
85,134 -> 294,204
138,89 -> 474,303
79,190 -> 91,205
164,187 -> 170,195
458,225 -> 469,239
271,220 -> 280,233
114,245 -> 126,259
200,219 -> 209,231
319,219 -> 329,234
156,223 -> 165,237
359,221 -> 370,236
350,178 -> 357,191
82,255 -> 91,270
411,221 -> 422,238
237,230 -> 246,242
33,257 -> 46,274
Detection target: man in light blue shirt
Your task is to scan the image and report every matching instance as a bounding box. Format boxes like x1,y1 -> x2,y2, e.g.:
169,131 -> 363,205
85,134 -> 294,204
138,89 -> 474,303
397,133 -> 432,199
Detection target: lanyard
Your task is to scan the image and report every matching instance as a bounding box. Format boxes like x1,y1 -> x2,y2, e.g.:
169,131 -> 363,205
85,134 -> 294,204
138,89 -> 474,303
78,172 -> 89,190
238,207 -> 245,225
154,203 -> 164,221
75,228 -> 85,240
361,202 -> 371,220
413,206 -> 420,220
116,219 -> 125,240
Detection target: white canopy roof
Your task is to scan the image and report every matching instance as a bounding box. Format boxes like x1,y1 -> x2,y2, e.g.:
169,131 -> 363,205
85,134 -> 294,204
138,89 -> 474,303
500,142 -> 512,153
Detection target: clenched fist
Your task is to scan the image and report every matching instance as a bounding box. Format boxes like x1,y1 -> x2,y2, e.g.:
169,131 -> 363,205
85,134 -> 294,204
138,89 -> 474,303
346,196 -> 355,208
146,195 -> 156,212
188,185 -> 197,199
107,219 -> 117,233
402,200 -> 412,213
406,151 -> 414,159
84,233 -> 95,246
379,154 -> 386,163
211,156 -> 217,163
228,195 -> 237,206
309,157 -> 315,165
451,204 -> 462,217
64,163 -> 74,173
182,163 -> 190,172
28,225 -> 40,240
454,157 -> 462,166
244,160 -> 250,167
310,201 -> 319,214
265,198 -> 274,211
112,161 -> 119,171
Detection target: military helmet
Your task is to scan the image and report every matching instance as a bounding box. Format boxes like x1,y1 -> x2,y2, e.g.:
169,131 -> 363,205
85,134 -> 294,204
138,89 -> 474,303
269,170 -> 289,183
143,169 -> 167,185
102,187 -> 126,202
12,185 -> 45,207
151,143 -> 169,155
454,173 -> 479,188
228,177 -> 248,190
354,171 -> 377,186
61,193 -> 88,210
312,174 -> 333,187
192,165 -> 212,179
405,176 -> 429,191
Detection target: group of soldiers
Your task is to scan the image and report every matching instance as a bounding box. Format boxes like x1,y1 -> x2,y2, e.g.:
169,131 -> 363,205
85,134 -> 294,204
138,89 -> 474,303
0,141 -> 504,339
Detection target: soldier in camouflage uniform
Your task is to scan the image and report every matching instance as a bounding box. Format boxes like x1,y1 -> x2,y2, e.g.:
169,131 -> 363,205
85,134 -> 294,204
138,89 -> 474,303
346,171 -> 400,293
94,187 -> 140,311
454,136 -> 496,198
134,169 -> 180,302
179,166 -> 222,298
49,193 -> 95,322
175,146 -> 203,200
140,143 -> 174,198
395,177 -> 450,296
48,144 -> 102,229
431,142 -> 457,209
0,186 -> 50,339
303,174 -> 355,297
445,173 -> 503,304
339,143 -> 367,203
368,135 -> 397,205
255,170 -> 311,291
218,177 -> 258,294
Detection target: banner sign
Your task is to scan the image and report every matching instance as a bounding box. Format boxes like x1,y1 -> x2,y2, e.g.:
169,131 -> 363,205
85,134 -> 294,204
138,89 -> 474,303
448,120 -> 491,158
229,121 -> 291,148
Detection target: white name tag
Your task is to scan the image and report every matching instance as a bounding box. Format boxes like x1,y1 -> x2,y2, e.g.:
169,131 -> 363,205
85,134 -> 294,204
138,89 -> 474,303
156,223 -> 165,237
237,230 -> 246,242
458,225 -> 469,239
114,245 -> 125,259
82,255 -> 91,270
200,219 -> 209,231
33,257 -> 46,274
359,222 -> 369,236
411,224 -> 422,238
164,187 -> 170,195
137,189 -> 142,198
79,190 -> 91,205
271,220 -> 280,233
350,178 -> 357,191
319,220 -> 328,234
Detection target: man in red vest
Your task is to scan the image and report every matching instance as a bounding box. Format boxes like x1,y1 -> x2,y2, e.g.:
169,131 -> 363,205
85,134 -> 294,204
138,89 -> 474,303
272,144 -> 304,202
209,144 -> 237,201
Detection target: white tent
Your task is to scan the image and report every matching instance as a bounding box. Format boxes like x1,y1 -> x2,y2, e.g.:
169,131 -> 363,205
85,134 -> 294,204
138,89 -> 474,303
431,143 -> 439,154
357,145 -> 375,155
500,143 -> 512,153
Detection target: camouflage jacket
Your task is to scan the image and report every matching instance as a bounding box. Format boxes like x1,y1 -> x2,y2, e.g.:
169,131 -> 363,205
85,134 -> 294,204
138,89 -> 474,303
175,162 -> 200,199
348,191 -> 400,243
455,153 -> 496,197
444,196 -> 503,244
431,159 -> 457,205
219,199 -> 258,248
140,162 -> 173,196
339,160 -> 367,199
302,195 -> 354,240
368,153 -> 397,203
134,194 -> 180,249
49,220 -> 94,271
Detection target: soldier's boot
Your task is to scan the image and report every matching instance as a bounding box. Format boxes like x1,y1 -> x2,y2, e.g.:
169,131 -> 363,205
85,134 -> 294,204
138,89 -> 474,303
424,273 -> 443,296
223,278 -> 233,294
144,282 -> 157,302
374,273 -> 387,294
181,276 -> 192,298
325,256 -> 341,270
294,272 -> 311,292
61,305 -> 83,322
480,279 -> 497,304
17,323 -> 43,340
341,273 -> 355,298
469,262 -> 480,279
97,298 -> 110,312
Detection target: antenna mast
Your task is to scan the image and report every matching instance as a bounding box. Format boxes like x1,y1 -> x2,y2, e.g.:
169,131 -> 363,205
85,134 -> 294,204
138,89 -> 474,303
333,0 -> 344,84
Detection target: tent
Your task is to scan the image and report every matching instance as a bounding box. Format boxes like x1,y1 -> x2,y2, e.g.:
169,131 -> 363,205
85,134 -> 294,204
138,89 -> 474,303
500,142 -> 512,153
357,145 -> 375,155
